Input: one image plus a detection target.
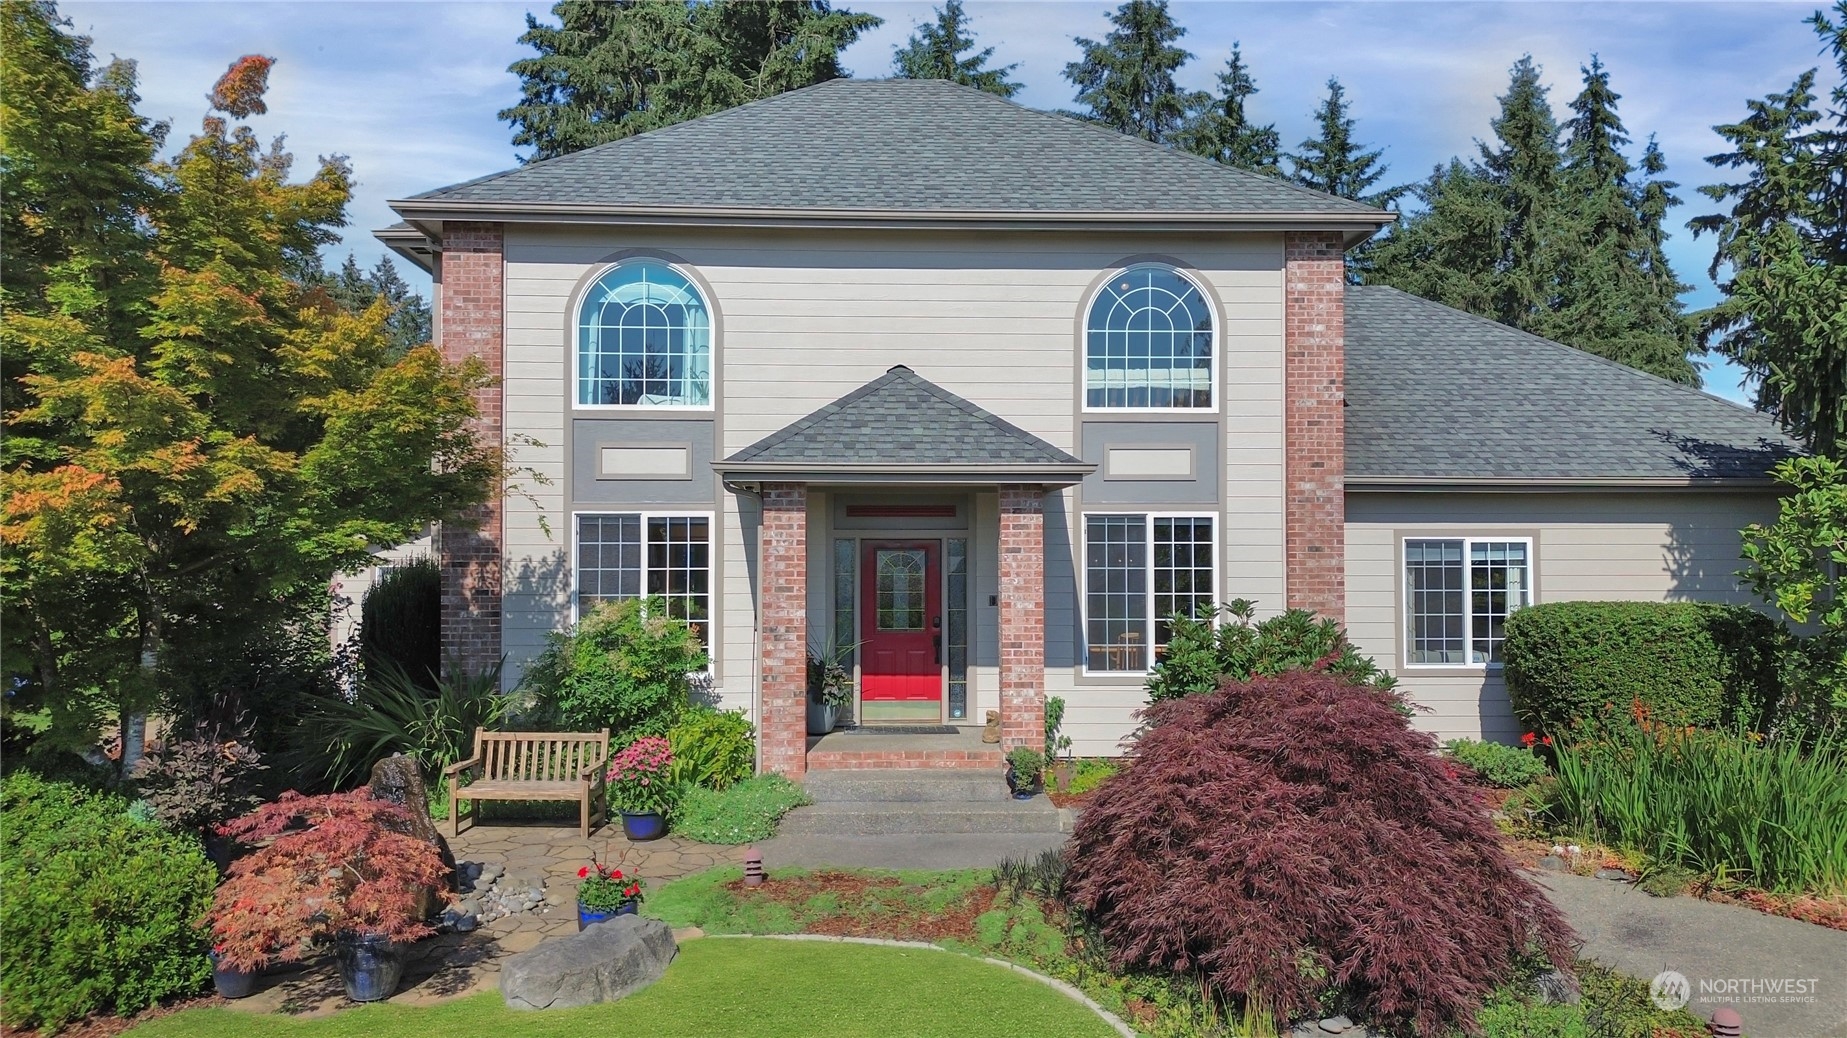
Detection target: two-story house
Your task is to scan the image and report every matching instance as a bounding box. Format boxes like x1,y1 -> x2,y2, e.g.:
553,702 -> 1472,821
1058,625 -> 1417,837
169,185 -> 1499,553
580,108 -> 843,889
379,78 -> 1795,774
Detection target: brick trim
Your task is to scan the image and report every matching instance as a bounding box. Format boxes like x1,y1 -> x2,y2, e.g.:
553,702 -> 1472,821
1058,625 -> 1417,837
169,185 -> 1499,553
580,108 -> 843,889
998,485 -> 1046,750
437,223 -> 505,677
1283,231 -> 1346,621
759,483 -> 808,777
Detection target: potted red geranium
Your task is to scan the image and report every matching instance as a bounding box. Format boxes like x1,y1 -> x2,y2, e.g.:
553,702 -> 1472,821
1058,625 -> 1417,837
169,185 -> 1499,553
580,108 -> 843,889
575,859 -> 645,930
206,790 -> 451,1003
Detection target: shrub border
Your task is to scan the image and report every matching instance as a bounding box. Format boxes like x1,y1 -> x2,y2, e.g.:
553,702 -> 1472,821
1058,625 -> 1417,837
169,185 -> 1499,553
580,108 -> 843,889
702,934 -> 1135,1037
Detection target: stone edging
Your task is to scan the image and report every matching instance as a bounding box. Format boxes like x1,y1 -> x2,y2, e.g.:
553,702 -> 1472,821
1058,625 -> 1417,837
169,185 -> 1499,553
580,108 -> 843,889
703,933 -> 1137,1038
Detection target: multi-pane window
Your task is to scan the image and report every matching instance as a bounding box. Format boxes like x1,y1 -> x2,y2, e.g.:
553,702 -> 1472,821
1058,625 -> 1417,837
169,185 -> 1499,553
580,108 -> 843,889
1084,264 -> 1215,409
1085,514 -> 1216,672
1404,538 -> 1531,665
577,514 -> 713,648
577,261 -> 712,407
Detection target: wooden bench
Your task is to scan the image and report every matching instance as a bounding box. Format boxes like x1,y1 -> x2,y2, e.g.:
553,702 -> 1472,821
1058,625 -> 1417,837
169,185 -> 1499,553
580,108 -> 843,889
444,728 -> 610,838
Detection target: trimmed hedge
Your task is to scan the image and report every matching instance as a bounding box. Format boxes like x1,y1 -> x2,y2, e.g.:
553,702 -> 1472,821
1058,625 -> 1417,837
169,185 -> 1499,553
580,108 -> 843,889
1502,601 -> 1782,735
1,772 -> 217,1032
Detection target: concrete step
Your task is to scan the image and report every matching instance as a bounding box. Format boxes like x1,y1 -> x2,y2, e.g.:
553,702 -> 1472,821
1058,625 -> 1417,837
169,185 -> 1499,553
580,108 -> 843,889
801,768 -> 1013,804
777,799 -> 1070,837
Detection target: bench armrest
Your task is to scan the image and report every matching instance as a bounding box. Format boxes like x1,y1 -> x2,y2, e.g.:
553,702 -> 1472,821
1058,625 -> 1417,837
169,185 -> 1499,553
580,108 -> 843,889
444,756 -> 482,778
579,758 -> 607,782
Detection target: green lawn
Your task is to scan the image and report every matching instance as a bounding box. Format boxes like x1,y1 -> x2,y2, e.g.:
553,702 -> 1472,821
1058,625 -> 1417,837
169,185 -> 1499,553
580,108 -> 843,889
126,936 -> 1119,1038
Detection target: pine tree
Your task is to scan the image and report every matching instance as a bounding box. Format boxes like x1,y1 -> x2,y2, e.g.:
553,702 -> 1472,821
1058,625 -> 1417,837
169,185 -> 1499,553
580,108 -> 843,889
1691,2 -> 1847,454
1476,56 -> 1565,327
1175,44 -> 1280,174
892,0 -> 1020,97
1063,0 -> 1201,144
501,0 -> 881,160
1289,78 -> 1404,208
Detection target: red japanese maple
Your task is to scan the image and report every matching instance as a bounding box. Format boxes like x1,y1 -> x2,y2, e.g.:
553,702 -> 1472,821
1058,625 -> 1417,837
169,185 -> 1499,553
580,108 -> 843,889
205,790 -> 452,971
1064,671 -> 1576,1035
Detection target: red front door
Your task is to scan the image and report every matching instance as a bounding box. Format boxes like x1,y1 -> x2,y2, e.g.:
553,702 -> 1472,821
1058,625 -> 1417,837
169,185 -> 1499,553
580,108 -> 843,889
859,540 -> 942,722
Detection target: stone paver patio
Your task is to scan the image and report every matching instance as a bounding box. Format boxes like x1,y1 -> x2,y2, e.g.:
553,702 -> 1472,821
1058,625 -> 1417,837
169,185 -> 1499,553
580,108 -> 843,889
223,818 -> 743,1016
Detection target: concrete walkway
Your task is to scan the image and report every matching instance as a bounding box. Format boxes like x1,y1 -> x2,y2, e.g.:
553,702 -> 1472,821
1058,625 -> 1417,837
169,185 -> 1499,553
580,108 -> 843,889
1538,872 -> 1847,1038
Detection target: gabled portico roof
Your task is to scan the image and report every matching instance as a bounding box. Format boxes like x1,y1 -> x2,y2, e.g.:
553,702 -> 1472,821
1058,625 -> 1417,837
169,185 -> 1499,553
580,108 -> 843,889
715,366 -> 1094,486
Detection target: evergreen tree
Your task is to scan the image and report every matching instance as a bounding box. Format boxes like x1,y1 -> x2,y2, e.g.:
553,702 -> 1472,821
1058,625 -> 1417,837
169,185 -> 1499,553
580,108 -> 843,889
1691,2 -> 1847,455
892,0 -> 1020,97
313,254 -> 433,358
1063,0 -> 1201,144
1175,44 -> 1280,174
501,0 -> 880,160
1289,78 -> 1405,208
1475,56 -> 1565,327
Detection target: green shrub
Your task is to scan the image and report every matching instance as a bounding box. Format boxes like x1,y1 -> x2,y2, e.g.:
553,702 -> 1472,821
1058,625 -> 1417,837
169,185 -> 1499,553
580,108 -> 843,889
1148,598 -> 1406,711
360,556 -> 441,689
1,772 -> 216,1032
1065,758 -> 1119,795
1477,961 -> 1707,1038
1445,738 -> 1550,788
522,597 -> 706,746
1548,723 -> 1847,894
1502,600 -> 1783,735
667,706 -> 755,791
670,775 -> 809,844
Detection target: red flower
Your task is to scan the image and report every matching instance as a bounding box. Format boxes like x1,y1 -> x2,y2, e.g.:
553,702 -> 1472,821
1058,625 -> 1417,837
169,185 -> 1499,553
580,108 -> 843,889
625,884 -> 639,897
1541,736 -> 1553,746
577,866 -> 590,879
611,869 -> 623,880
1521,732 -> 1537,747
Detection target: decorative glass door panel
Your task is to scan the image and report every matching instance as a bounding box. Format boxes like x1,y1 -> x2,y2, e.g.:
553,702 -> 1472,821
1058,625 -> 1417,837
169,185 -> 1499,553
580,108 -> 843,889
859,541 -> 943,721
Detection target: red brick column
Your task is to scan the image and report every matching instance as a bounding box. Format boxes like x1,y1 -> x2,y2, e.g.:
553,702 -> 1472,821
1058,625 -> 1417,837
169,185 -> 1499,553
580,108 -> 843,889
759,484 -> 808,777
998,485 -> 1045,751
1283,231 -> 1346,622
437,223 -> 504,678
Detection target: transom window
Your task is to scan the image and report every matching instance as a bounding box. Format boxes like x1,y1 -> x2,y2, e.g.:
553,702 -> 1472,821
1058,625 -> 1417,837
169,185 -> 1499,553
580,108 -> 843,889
1084,264 -> 1215,409
1404,537 -> 1532,666
1085,514 -> 1216,672
576,513 -> 713,647
577,261 -> 711,407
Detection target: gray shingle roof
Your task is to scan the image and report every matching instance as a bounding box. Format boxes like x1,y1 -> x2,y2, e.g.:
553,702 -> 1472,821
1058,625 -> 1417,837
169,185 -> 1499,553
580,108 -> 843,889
725,365 -> 1088,471
1346,286 -> 1800,481
406,78 -> 1385,219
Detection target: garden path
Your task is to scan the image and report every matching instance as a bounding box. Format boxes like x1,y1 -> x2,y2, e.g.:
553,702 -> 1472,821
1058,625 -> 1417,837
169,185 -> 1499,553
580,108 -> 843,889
1540,872 -> 1847,1038
221,824 -> 742,1017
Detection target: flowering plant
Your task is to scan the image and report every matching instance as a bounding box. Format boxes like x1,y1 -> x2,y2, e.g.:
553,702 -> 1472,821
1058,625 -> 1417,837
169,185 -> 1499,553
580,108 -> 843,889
576,859 -> 644,912
606,736 -> 675,815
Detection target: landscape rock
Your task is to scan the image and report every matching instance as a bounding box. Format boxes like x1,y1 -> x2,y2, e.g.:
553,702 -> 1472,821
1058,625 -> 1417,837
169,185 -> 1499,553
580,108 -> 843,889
1595,868 -> 1632,882
1318,1016 -> 1354,1033
367,754 -> 457,892
500,915 -> 678,1010
1538,855 -> 1568,871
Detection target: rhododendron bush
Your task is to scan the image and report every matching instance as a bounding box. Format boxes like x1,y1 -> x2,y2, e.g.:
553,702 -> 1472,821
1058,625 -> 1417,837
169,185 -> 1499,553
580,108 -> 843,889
206,790 -> 452,971
1064,671 -> 1575,1035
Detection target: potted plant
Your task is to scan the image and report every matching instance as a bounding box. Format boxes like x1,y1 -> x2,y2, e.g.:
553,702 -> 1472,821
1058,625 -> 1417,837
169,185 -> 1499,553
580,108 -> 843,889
206,790 -> 451,1003
1044,697 -> 1075,791
209,946 -> 258,999
1005,747 -> 1045,799
607,736 -> 675,841
575,859 -> 644,930
806,642 -> 855,735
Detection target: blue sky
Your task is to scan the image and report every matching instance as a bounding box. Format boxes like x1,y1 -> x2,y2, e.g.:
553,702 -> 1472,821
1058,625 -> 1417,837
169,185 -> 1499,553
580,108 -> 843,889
62,1 -> 1834,405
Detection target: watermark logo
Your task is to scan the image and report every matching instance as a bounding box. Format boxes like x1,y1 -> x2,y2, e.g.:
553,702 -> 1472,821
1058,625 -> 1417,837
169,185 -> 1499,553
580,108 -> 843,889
1651,971 -> 1691,1011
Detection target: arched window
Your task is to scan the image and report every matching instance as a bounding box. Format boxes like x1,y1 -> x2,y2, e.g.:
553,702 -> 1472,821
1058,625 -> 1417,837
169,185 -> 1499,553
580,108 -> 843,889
1084,264 -> 1215,409
577,261 -> 712,407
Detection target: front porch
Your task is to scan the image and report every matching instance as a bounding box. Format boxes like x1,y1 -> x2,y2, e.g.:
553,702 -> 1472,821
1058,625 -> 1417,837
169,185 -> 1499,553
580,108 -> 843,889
716,365 -> 1096,777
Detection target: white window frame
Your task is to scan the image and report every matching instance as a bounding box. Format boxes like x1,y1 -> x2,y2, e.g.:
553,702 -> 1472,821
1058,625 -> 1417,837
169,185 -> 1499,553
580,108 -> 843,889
1081,263 -> 1220,414
1400,535 -> 1534,670
1080,511 -> 1220,676
571,259 -> 716,413
571,510 -> 718,668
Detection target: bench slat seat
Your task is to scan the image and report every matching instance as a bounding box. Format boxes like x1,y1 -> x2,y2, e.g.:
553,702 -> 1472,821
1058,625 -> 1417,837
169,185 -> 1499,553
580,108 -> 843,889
447,728 -> 610,838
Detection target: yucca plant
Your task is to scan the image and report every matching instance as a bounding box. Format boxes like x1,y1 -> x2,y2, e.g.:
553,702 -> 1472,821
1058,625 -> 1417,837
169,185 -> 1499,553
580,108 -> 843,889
296,658 -> 510,788
1548,718 -> 1847,894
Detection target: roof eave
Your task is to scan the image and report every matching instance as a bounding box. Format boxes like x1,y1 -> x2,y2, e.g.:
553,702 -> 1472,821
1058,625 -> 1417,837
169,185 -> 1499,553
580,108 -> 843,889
713,460 -> 1096,488
1345,475 -> 1782,492
388,199 -> 1393,239
373,224 -> 437,273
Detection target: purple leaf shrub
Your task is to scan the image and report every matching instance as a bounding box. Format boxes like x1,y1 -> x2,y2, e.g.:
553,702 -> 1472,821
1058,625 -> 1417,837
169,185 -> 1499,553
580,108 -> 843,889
1063,671 -> 1575,1035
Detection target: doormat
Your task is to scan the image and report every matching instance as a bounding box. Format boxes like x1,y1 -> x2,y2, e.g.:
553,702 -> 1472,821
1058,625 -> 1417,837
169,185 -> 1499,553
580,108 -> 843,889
836,725 -> 960,736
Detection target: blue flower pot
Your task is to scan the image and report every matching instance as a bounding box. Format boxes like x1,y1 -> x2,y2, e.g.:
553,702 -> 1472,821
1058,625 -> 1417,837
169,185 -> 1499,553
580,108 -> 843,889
577,900 -> 640,930
332,931 -> 405,1003
622,811 -> 666,841
209,953 -> 257,999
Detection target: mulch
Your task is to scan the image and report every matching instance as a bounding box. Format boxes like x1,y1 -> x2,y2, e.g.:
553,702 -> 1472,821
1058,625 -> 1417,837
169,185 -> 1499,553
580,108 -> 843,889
723,870 -> 997,943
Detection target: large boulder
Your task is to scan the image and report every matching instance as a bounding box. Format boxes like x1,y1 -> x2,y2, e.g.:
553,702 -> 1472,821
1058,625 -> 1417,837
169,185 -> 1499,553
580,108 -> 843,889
367,754 -> 457,897
500,915 -> 678,1010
